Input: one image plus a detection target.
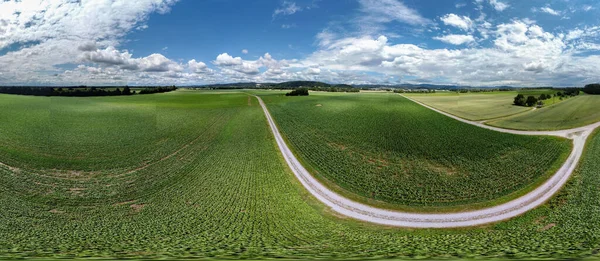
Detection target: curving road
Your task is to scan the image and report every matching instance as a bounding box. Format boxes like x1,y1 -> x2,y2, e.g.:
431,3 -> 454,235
256,94 -> 600,228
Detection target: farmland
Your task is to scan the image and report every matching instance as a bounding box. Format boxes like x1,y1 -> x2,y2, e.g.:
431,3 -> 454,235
403,90 -> 567,121
258,92 -> 571,211
488,95 -> 600,130
403,92 -> 531,121
0,90 -> 600,259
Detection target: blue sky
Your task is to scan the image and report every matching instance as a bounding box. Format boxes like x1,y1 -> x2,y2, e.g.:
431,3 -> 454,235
1,0 -> 600,86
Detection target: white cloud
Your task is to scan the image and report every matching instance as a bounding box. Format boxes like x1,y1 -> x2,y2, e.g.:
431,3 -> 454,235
138,54 -> 183,72
434,34 -> 476,45
80,47 -> 183,72
80,47 -> 134,67
440,14 -> 473,31
213,53 -> 291,76
214,53 -> 244,66
292,19 -> 600,86
566,29 -> 585,41
489,0 -> 509,11
242,49 -> 249,54
536,6 -> 561,16
523,61 -> 546,73
2,0 -> 600,87
358,0 -> 430,26
0,0 -> 178,85
188,59 -> 213,74
273,1 -> 302,18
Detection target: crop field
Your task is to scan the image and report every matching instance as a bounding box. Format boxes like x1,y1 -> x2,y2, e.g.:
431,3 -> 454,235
259,92 -> 572,211
488,95 -> 600,131
0,91 -> 600,259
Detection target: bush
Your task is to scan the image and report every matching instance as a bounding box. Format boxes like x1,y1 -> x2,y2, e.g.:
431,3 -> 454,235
286,88 -> 309,96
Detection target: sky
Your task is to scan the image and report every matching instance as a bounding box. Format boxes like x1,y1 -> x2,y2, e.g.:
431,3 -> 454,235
0,0 -> 600,86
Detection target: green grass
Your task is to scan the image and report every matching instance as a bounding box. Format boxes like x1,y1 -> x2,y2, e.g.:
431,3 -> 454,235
488,95 -> 600,130
258,92 -> 571,211
1,90 -> 600,260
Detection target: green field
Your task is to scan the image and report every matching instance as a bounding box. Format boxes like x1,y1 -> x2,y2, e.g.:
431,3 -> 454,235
258,92 -> 571,211
403,90 -> 567,121
2,90 -> 600,260
488,95 -> 600,130
403,92 -> 531,121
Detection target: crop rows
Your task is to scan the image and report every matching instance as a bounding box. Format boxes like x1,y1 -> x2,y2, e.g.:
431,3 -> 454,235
0,91 -> 598,259
262,92 -> 572,208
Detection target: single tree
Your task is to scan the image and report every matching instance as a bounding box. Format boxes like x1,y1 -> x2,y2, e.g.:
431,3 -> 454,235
513,94 -> 526,106
122,86 -> 132,95
526,96 -> 538,107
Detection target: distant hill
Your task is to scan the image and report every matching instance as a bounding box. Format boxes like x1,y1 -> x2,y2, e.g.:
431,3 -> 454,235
274,81 -> 331,88
196,81 -> 334,89
189,82 -> 581,91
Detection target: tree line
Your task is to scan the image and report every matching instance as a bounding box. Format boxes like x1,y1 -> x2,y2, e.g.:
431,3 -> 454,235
513,90 -> 580,107
394,89 -> 436,93
0,86 -> 177,97
584,84 -> 600,94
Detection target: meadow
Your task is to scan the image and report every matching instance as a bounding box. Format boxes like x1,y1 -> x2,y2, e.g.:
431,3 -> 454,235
1,90 -> 599,260
488,95 -> 600,130
259,92 -> 571,211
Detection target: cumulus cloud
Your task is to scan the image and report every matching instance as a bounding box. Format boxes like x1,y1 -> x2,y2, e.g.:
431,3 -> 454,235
434,34 -> 476,45
214,53 -> 260,75
80,47 -> 134,66
440,14 -> 473,31
291,19 -> 600,86
188,60 -> 209,73
80,47 -> 183,73
214,53 -> 244,66
523,61 -> 546,73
